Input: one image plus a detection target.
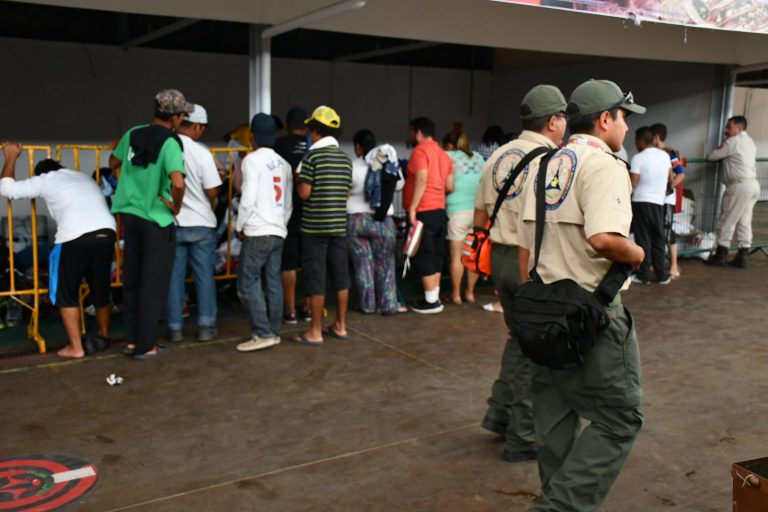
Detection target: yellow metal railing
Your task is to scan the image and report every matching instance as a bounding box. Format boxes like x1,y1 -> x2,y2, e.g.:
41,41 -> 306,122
0,144 -> 52,353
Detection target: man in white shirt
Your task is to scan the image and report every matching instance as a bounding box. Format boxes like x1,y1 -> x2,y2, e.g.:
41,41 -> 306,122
166,104 -> 222,342
629,126 -> 672,285
235,113 -> 293,352
1,143 -> 116,358
705,115 -> 761,268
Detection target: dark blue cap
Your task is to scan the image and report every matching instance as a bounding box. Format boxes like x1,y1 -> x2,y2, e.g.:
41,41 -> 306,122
250,113 -> 276,146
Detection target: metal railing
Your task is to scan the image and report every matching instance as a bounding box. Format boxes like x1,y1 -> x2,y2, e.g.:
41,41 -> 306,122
676,158 -> 767,256
0,144 -> 51,353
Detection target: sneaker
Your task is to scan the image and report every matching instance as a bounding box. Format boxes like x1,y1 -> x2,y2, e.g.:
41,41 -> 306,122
658,276 -> 672,285
236,335 -> 281,352
411,299 -> 444,314
283,311 -> 298,324
299,308 -> 313,322
630,275 -> 650,285
182,303 -> 190,318
167,330 -> 184,343
198,326 -> 218,342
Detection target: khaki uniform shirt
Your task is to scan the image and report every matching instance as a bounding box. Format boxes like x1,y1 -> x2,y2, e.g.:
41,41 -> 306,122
474,130 -> 557,246
707,131 -> 757,185
517,134 -> 633,293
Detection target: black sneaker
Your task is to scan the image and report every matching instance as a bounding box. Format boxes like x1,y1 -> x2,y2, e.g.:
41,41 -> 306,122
412,299 -> 444,314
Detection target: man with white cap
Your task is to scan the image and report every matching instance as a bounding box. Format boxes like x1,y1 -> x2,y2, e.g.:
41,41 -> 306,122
165,104 -> 222,343
517,79 -> 645,511
109,88 -> 190,360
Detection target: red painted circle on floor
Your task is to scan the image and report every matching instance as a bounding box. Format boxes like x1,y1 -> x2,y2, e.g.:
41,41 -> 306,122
0,455 -> 97,511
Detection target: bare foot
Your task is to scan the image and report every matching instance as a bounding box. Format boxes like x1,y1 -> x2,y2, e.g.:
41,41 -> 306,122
57,345 -> 85,358
464,294 -> 476,304
447,296 -> 462,305
670,268 -> 681,278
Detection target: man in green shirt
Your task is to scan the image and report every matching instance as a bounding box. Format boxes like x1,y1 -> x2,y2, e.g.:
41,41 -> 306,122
109,89 -> 190,360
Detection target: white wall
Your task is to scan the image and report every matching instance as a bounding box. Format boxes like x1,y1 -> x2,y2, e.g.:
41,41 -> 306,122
734,87 -> 768,156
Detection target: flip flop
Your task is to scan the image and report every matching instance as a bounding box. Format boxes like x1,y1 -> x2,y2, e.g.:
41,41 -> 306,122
132,345 -> 170,361
292,334 -> 323,347
323,328 -> 348,340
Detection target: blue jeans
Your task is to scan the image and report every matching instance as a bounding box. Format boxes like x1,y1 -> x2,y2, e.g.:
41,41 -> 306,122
166,226 -> 218,331
237,235 -> 284,338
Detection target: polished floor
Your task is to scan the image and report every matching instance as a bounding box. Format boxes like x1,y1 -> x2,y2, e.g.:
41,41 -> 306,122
1,254 -> 766,511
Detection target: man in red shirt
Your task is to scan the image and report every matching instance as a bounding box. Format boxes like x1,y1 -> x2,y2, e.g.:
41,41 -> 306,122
404,117 -> 454,314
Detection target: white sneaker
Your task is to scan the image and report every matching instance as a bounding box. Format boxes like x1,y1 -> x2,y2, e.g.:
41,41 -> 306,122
236,335 -> 281,352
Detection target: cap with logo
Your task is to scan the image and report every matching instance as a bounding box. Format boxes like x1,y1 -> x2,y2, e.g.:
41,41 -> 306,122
155,89 -> 194,115
305,106 -> 341,129
185,104 -> 208,125
566,79 -> 646,118
520,85 -> 567,120
250,113 -> 276,146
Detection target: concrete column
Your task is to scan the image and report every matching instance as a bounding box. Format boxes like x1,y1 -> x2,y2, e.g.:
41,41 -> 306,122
249,24 -> 271,119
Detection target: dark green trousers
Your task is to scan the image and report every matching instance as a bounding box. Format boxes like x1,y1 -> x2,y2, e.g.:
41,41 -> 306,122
484,243 -> 535,452
530,299 -> 644,512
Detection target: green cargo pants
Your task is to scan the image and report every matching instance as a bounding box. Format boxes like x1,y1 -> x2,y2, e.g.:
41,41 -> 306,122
530,298 -> 643,512
483,243 -> 535,452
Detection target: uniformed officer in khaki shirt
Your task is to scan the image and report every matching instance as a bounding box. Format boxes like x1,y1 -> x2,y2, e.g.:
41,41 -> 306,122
705,115 -> 761,268
474,85 -> 567,463
517,79 -> 646,512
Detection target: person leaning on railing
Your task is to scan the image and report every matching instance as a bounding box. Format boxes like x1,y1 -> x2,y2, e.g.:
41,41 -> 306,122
0,143 -> 116,359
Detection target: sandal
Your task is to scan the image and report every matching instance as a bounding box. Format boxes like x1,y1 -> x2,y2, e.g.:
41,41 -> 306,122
292,334 -> 323,347
323,328 -> 349,340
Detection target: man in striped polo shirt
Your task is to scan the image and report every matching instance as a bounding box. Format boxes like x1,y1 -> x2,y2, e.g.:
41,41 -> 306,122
294,106 -> 353,346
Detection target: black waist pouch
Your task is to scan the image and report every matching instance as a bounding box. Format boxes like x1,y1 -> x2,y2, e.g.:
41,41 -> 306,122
509,277 -> 609,370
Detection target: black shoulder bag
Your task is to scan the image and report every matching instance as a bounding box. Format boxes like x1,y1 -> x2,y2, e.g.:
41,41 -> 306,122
508,152 -> 632,370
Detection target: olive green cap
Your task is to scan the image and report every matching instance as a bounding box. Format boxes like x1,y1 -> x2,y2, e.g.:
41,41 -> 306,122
520,85 -> 567,120
566,79 -> 646,118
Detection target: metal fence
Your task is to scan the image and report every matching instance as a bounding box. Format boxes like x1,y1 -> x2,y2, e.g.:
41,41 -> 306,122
676,158 -> 768,257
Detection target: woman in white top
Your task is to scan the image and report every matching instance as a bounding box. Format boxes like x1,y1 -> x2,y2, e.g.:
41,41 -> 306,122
347,130 -> 405,315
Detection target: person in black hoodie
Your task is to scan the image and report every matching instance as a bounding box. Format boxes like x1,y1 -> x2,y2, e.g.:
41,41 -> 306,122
109,89 -> 191,360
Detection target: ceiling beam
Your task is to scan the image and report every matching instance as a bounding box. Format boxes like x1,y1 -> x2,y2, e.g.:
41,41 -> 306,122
123,18 -> 200,49
333,41 -> 441,63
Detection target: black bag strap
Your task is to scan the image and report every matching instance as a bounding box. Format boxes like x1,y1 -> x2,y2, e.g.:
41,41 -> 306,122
531,149 -> 631,306
531,150 -> 557,273
488,146 -> 549,227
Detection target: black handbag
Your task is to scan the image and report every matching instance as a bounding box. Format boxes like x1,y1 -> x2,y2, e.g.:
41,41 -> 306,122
509,152 -> 631,370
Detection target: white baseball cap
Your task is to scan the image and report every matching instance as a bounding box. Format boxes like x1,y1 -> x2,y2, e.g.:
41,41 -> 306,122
185,104 -> 208,125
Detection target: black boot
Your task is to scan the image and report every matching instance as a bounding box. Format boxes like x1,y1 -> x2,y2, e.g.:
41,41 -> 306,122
704,245 -> 728,266
728,248 -> 749,269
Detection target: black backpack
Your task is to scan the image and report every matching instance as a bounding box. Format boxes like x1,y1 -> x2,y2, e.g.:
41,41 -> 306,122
509,151 -> 631,370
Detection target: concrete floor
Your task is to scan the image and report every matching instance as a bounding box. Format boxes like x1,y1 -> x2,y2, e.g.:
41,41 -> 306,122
1,254 -> 767,511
